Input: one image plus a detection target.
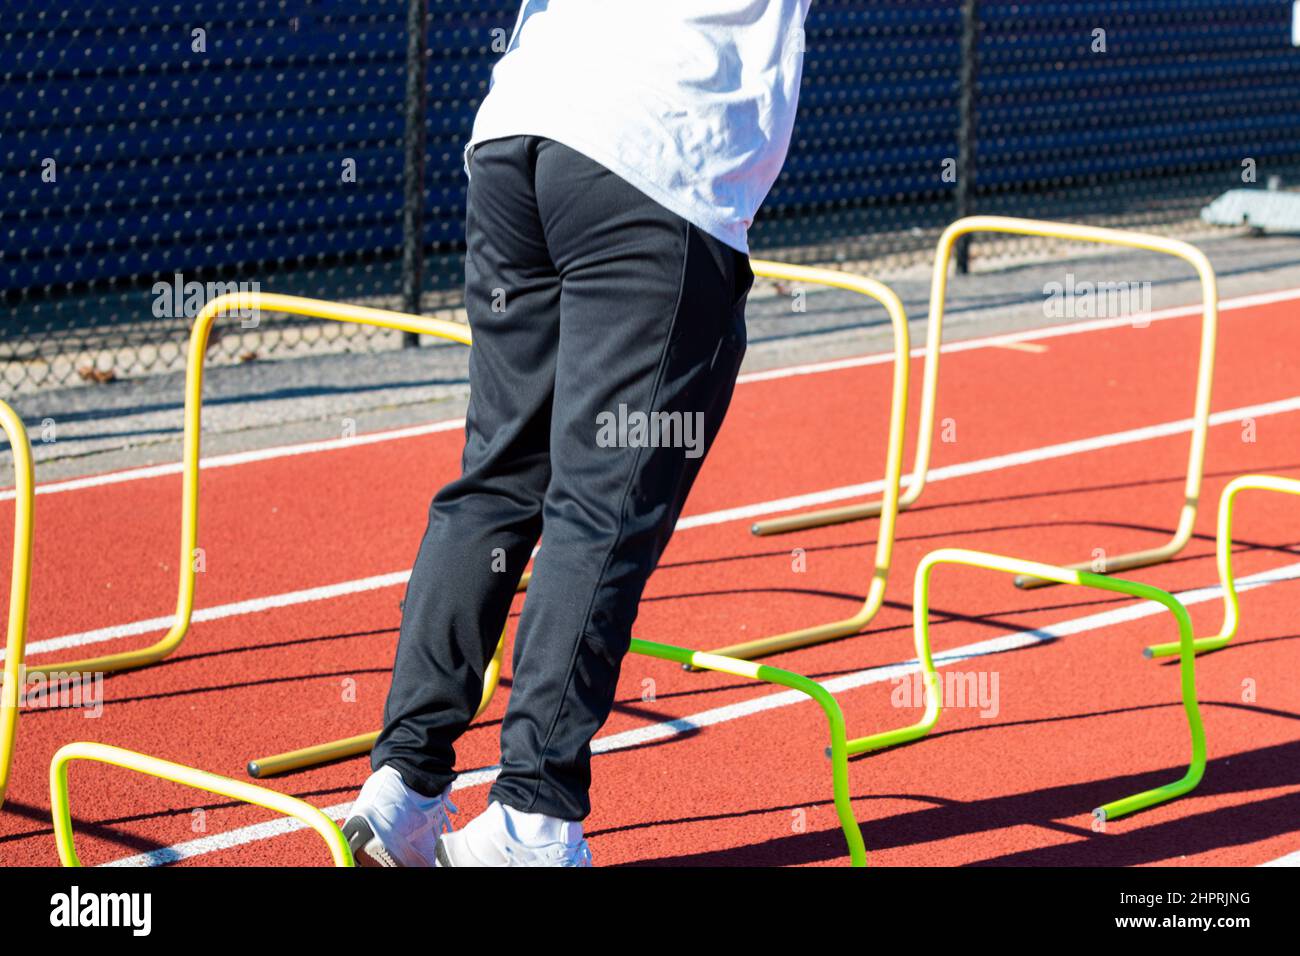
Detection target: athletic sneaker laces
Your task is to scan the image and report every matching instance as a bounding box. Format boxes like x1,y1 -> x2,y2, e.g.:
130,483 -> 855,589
341,765 -> 457,867
435,800 -> 592,867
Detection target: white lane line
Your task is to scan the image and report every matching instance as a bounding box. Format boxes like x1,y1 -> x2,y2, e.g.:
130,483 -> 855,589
0,419 -> 469,502
677,394 -> 1300,531
7,572 -> 411,661
103,559 -> 1300,866
11,391 -> 1300,665
7,284 -> 1300,504
734,285 -> 1300,384
1261,849 -> 1300,866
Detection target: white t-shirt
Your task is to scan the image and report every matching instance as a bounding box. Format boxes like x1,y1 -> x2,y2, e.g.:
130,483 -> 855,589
467,0 -> 812,253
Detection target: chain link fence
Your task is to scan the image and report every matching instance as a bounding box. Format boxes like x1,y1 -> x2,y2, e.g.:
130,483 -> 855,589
5,0 -> 1300,395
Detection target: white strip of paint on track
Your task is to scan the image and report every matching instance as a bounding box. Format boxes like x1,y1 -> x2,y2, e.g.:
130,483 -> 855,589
11,391 -> 1300,664
677,394 -> 1300,530
6,284 -> 1300,504
0,418 -> 468,502
733,285 -> 1300,384
1261,849 -> 1300,866
7,572 -> 411,661
103,559 -> 1300,866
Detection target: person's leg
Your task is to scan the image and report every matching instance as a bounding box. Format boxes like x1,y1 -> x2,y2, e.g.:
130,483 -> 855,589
487,139 -> 752,822
371,136 -> 561,798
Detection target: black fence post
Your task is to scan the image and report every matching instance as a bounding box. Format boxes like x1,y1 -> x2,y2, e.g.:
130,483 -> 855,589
954,0 -> 978,274
399,0 -> 429,346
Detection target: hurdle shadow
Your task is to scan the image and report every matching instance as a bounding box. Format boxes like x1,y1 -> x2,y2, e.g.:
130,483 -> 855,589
654,515 -> 1298,585
604,594 -> 1084,723
59,578 -> 1156,735
885,461 -> 1300,519
622,705 -> 1300,867
1150,630 -> 1300,667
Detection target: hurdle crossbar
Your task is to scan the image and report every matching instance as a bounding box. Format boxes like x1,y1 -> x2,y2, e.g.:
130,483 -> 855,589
1145,474 -> 1300,659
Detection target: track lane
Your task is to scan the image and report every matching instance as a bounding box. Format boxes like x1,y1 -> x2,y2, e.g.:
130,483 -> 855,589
1,298 -> 1299,866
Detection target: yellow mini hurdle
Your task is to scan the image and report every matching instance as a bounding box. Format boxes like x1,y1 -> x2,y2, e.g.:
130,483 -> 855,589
1145,474 -> 1300,660
753,217 -> 1218,596
50,741 -> 353,866
0,400 -> 35,810
21,294 -> 474,683
14,295 -> 517,781
852,548 -> 1206,823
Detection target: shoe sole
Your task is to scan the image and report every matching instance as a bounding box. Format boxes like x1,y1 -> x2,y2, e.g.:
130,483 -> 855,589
435,837 -> 454,868
342,816 -> 402,868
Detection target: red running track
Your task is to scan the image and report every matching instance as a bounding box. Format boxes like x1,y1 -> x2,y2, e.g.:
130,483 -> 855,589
2,295 -> 1300,867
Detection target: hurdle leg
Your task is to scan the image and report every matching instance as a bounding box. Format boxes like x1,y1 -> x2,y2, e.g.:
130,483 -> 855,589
1014,501 -> 1198,590
247,628 -> 507,778
845,549 -> 1207,822
50,741 -> 353,866
0,401 -> 35,809
751,494 -> 917,537
1145,474 -> 1300,659
700,261 -> 910,661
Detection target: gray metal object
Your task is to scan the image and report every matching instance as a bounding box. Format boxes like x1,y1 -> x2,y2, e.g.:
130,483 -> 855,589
1202,189 -> 1300,233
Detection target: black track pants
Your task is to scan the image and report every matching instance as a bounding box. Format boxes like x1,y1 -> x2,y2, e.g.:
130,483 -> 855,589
373,136 -> 752,820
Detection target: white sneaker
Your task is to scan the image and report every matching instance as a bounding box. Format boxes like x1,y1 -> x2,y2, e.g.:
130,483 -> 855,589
341,765 -> 457,867
435,800 -> 592,867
